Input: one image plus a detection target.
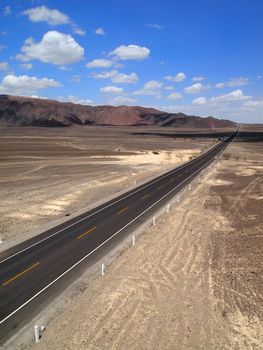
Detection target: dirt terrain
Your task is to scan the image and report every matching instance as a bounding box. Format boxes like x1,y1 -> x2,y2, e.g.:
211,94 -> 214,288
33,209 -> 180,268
0,94 -> 235,128
0,126 -> 213,248
21,140 -> 261,350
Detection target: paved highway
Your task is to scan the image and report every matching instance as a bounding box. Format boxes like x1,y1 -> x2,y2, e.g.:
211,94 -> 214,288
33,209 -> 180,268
0,129 -> 238,344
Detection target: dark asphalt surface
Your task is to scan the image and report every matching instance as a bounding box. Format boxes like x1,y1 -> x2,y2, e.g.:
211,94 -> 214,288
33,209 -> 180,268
0,129 -> 238,344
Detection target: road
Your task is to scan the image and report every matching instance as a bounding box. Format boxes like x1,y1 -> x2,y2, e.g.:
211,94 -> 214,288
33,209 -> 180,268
0,129 -> 238,344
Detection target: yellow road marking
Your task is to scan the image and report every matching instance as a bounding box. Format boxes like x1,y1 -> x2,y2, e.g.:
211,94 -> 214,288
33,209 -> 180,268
140,194 -> 149,200
116,207 -> 128,215
158,185 -> 164,189
77,226 -> 96,240
2,262 -> 40,286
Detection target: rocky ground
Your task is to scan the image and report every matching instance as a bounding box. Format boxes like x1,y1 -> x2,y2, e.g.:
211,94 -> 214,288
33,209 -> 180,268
0,126 -> 213,249
6,138 -> 261,350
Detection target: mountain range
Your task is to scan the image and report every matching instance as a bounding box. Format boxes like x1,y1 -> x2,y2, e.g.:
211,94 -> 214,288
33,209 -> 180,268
0,95 -> 236,128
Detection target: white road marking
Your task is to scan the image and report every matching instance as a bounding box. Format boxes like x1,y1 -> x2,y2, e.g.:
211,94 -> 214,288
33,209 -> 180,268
0,142 -> 221,265
0,154 -> 217,325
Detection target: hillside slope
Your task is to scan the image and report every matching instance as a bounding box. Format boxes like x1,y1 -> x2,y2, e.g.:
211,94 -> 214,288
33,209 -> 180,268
0,95 -> 236,128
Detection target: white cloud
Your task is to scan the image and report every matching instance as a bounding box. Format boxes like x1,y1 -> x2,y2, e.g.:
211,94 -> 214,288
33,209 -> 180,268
23,6 -> 70,25
215,77 -> 249,88
71,75 -> 81,83
100,85 -> 124,94
66,95 -> 93,105
211,89 -> 251,102
242,99 -> 263,109
164,72 -> 186,82
0,74 -> 61,95
16,31 -> 84,65
86,59 -> 114,68
110,44 -> 150,60
110,96 -> 137,105
147,24 -> 162,30
95,27 -> 105,35
72,26 -> 86,36
167,92 -> 182,100
30,95 -> 47,99
90,70 -> 138,84
0,45 -> 6,51
192,97 -> 207,105
184,83 -> 210,94
20,63 -> 33,70
0,62 -> 9,71
133,80 -> 163,96
192,76 -> 204,81
164,85 -> 174,90
111,72 -> 138,84
59,65 -> 72,71
3,6 -> 11,15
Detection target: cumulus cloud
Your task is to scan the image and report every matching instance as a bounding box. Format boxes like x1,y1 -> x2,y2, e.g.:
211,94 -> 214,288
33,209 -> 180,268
184,83 -> 210,94
67,95 -> 93,105
22,6 -> 85,36
242,99 -> 263,109
90,70 -> 138,84
110,96 -> 137,105
191,90 -> 251,108
0,62 -> 9,71
167,92 -> 182,100
3,6 -> 11,15
0,74 -> 61,95
23,6 -> 70,25
215,77 -> 249,88
58,95 -> 93,105
147,24 -> 162,30
133,80 -> 163,96
210,89 -> 251,102
192,76 -> 204,81
86,59 -> 114,68
164,85 -> 174,90
110,45 -> 150,60
72,26 -> 86,36
100,85 -> 124,94
16,31 -> 84,65
95,27 -> 106,35
164,72 -> 186,82
71,75 -> 81,83
192,97 -> 207,105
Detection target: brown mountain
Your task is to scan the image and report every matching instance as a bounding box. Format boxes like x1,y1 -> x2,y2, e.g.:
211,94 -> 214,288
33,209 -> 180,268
0,95 -> 236,128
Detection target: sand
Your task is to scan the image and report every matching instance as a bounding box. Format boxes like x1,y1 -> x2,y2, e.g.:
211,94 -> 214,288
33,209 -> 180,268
6,140 -> 260,350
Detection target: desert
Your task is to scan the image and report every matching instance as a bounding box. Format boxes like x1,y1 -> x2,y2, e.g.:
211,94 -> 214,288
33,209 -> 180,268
1,124 -> 262,350
0,125 -> 215,248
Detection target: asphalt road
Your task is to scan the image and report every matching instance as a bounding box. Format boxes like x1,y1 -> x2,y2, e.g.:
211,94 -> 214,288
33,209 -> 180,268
0,129 -> 238,344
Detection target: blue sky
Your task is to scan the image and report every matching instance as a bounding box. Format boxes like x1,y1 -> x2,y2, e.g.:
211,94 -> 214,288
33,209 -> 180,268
0,0 -> 262,123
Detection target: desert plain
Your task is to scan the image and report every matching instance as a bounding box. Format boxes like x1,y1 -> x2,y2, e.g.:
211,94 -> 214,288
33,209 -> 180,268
0,125 -> 262,349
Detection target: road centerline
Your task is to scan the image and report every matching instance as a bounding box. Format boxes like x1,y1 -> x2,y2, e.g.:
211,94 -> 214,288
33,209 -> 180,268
140,194 -> 149,200
2,262 -> 40,286
116,207 -> 129,215
76,226 -> 97,240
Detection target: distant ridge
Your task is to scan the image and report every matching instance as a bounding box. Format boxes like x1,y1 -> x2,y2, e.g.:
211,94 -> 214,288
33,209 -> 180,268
0,95 -> 236,128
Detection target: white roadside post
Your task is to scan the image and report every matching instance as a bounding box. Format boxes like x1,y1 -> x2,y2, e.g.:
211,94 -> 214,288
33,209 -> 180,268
176,195 -> 180,203
166,203 -> 170,213
101,263 -> 105,276
34,325 -> 40,343
132,235 -> 135,246
189,183 -> 191,191
153,216 -> 156,226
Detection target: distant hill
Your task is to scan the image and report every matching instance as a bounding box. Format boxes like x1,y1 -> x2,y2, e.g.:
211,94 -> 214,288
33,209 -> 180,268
0,95 -> 236,128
